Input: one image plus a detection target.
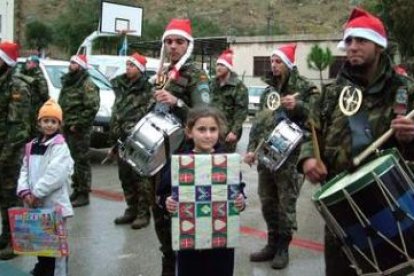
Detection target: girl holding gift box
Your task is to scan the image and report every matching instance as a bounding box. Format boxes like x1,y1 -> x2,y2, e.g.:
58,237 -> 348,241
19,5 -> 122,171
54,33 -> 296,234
158,106 -> 245,276
17,99 -> 74,276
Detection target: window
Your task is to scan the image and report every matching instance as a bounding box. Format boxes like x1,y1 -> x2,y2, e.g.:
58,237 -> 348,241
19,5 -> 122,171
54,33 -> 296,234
329,56 -> 347,78
253,56 -> 271,77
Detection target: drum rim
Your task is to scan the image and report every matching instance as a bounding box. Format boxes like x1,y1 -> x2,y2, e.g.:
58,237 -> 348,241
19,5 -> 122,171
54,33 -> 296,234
312,153 -> 397,205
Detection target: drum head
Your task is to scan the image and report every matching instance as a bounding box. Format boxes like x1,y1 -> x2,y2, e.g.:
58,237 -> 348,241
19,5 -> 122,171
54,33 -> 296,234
313,154 -> 397,205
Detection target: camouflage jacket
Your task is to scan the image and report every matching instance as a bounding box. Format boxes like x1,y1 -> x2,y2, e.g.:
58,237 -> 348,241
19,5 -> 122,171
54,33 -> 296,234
0,67 -> 31,165
247,70 -> 320,154
109,73 -> 153,144
22,67 -> 49,113
160,59 -> 210,123
298,54 -> 414,179
58,69 -> 100,130
210,72 -> 248,137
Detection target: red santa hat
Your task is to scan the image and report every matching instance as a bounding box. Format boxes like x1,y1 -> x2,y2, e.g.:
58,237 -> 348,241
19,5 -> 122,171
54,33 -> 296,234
272,43 -> 296,70
217,49 -> 234,71
338,7 -> 387,50
158,18 -> 194,79
127,52 -> 147,72
70,54 -> 89,69
0,41 -> 19,67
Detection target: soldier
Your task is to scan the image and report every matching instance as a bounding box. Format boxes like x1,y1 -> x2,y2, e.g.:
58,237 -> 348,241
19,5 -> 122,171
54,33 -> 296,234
58,54 -> 100,208
109,53 -> 153,229
299,8 -> 414,276
0,41 -> 32,260
210,49 -> 248,152
153,18 -> 210,276
244,44 -> 319,269
22,55 -> 49,138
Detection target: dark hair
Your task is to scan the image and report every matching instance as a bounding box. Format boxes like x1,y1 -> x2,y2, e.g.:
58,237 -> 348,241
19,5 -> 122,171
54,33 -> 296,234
186,106 -> 228,142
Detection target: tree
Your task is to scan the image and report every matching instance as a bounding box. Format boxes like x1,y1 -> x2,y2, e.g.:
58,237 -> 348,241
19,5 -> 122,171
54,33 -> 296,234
25,21 -> 53,56
307,44 -> 334,89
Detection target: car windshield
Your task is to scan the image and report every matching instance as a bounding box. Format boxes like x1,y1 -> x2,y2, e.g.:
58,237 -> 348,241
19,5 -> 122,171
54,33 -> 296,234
43,65 -> 111,90
249,87 -> 265,96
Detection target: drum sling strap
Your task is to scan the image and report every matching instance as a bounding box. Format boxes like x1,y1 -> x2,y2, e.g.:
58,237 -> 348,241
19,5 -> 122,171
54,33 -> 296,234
348,111 -> 373,157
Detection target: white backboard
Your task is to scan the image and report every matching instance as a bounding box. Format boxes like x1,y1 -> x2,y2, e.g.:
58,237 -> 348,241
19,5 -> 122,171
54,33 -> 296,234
100,1 -> 143,36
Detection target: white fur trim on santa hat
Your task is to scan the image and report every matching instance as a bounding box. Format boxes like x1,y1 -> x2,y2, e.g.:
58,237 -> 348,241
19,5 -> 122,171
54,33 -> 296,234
337,27 -> 387,50
216,58 -> 233,71
127,57 -> 146,72
162,29 -> 193,42
0,49 -> 16,66
70,55 -> 88,69
272,49 -> 294,70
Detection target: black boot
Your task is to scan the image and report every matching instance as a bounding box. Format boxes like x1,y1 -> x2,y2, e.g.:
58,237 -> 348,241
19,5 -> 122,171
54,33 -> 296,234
0,232 -> 9,250
71,193 -> 89,208
131,214 -> 150,229
0,243 -> 17,260
69,191 -> 79,202
114,209 -> 137,225
250,231 -> 278,262
271,235 -> 292,269
161,254 -> 176,276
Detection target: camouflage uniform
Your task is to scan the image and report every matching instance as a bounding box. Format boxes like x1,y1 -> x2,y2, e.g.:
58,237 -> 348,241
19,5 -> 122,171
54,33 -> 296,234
21,66 -> 49,138
247,69 -> 319,261
58,69 -> 99,201
153,59 -> 210,272
0,67 -> 31,256
298,54 -> 414,276
210,71 -> 248,152
110,73 -> 153,225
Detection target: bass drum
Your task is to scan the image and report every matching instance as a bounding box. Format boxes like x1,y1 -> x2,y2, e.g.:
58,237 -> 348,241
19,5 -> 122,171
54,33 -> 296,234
119,111 -> 184,176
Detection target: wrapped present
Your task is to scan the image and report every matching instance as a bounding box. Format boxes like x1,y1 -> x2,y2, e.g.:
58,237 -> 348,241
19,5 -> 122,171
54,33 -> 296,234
8,206 -> 69,257
171,153 -> 241,251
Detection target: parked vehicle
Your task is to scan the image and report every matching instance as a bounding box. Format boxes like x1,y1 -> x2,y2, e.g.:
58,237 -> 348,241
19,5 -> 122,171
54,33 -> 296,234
16,58 -> 115,148
248,86 -> 266,115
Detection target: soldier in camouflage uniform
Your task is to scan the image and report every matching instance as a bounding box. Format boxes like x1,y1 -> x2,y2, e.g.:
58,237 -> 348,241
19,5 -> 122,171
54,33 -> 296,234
210,49 -> 248,152
109,53 -> 153,230
0,42 -> 31,260
299,8 -> 414,276
245,44 -> 319,269
153,18 -> 210,276
22,55 -> 49,138
58,54 -> 100,208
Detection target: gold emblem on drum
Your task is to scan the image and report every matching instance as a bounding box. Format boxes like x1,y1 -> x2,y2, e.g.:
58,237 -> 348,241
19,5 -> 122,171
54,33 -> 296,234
339,86 -> 363,116
266,91 -> 281,111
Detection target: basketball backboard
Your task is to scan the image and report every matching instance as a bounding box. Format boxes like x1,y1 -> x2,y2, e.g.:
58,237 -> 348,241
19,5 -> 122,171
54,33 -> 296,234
100,1 -> 143,36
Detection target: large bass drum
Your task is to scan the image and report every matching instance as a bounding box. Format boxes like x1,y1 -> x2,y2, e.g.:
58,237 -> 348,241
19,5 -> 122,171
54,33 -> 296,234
118,111 -> 184,176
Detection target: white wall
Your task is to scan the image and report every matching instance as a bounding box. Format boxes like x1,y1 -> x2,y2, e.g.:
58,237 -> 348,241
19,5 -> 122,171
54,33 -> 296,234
0,0 -> 14,41
230,34 -> 345,88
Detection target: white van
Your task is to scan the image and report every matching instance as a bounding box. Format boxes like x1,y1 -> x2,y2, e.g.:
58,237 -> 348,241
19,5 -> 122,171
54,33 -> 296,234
16,58 -> 115,148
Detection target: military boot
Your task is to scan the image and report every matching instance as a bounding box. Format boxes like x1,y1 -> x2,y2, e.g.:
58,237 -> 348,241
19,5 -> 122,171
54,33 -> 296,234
161,254 -> 175,276
0,233 -> 9,250
131,214 -> 150,230
114,209 -> 137,225
250,231 -> 278,262
69,191 -> 79,202
71,192 -> 89,208
271,235 -> 291,269
0,243 -> 17,260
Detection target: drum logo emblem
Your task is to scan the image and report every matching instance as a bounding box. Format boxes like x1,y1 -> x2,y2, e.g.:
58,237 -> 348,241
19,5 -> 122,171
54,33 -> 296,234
339,86 -> 363,116
266,91 -> 281,111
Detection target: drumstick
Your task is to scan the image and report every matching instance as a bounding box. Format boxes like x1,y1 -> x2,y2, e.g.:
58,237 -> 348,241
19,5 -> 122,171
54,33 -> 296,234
253,138 -> 265,156
353,109 -> 414,167
310,120 -> 321,163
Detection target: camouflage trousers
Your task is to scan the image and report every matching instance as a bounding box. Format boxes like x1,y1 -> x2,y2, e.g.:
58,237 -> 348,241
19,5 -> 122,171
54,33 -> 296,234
117,158 -> 152,219
325,226 -> 357,276
257,161 -> 301,243
63,128 -> 92,194
0,164 -> 22,239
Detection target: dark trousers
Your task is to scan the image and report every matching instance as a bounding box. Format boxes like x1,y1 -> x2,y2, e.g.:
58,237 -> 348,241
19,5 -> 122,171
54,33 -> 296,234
32,256 -> 68,276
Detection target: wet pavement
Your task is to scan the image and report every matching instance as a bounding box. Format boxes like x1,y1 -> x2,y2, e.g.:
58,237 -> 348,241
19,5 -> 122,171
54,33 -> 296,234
1,122 -> 326,276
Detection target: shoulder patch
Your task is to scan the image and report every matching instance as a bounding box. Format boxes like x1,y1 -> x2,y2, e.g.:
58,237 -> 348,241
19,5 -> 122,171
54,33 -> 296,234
85,80 -> 96,92
11,89 -> 22,101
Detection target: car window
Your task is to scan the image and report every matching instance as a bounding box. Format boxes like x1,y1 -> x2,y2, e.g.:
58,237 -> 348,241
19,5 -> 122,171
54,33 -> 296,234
87,67 -> 112,90
248,87 -> 265,96
44,65 -> 68,89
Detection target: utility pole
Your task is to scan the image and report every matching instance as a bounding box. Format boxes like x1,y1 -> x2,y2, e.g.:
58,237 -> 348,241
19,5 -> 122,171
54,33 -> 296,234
266,1 -> 275,36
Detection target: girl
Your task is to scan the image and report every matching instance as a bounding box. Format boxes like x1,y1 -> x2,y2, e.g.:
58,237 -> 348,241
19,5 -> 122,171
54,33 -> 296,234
17,99 -> 74,276
158,106 -> 245,276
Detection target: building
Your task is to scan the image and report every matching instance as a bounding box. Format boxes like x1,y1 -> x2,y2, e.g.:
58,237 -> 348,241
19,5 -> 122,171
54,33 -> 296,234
230,33 -> 344,87
0,0 -> 14,41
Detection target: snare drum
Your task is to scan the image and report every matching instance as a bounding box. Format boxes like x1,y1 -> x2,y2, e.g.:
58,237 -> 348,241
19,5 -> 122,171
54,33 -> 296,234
119,111 -> 185,176
258,119 -> 303,171
313,149 -> 414,275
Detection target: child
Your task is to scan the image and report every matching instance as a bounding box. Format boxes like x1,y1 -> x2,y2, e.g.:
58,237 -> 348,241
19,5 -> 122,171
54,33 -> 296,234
17,99 -> 74,276
158,106 -> 245,276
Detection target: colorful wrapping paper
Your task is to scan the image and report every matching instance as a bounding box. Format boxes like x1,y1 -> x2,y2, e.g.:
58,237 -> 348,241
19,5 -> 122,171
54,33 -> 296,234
171,153 -> 241,251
